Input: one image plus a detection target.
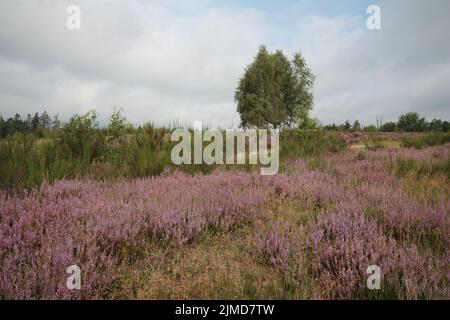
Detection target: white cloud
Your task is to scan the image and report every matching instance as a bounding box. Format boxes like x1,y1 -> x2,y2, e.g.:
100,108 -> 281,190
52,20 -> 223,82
296,0 -> 450,125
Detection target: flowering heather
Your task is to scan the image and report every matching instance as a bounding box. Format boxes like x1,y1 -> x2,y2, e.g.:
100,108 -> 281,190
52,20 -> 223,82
331,147 -> 449,246
0,171 -> 270,299
266,168 -> 349,208
255,223 -> 302,285
1,140 -> 449,300
307,201 -> 447,299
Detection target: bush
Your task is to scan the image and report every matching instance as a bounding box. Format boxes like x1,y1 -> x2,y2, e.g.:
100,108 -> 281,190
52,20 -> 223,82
380,122 -> 397,132
59,111 -> 107,163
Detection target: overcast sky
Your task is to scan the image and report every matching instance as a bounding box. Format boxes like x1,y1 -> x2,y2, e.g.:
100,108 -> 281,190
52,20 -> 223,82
0,0 -> 449,127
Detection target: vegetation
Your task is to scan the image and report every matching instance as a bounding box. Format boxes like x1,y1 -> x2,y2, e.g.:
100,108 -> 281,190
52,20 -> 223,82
235,46 -> 315,128
1,138 -> 448,299
401,132 -> 450,149
0,111 -> 56,138
0,109 -> 348,192
324,112 -> 449,133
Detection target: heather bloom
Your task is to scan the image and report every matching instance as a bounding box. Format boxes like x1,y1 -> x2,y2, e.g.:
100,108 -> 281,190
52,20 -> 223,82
255,223 -> 303,287
307,203 -> 447,299
0,171 -> 271,299
1,141 -> 448,300
306,145 -> 450,299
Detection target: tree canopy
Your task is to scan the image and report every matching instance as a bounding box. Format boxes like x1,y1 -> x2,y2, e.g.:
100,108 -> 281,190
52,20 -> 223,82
235,46 -> 315,128
397,112 -> 427,132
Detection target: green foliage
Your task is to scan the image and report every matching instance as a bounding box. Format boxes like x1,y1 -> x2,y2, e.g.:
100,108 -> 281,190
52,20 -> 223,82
393,157 -> 450,180
0,114 -> 349,191
363,138 -> 384,151
401,137 -> 426,149
380,121 -> 397,132
107,108 -> 132,143
297,108 -> 319,130
59,110 -> 106,163
280,130 -> 346,164
1,108 -> 448,192
401,133 -> 450,149
323,113 -> 449,133
363,125 -> 378,133
398,112 -> 426,132
235,46 -> 315,128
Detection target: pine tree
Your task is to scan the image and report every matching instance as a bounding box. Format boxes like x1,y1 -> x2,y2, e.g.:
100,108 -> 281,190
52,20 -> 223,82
31,112 -> 40,131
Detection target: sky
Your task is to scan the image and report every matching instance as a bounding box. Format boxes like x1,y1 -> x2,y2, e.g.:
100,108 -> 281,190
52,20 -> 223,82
0,0 -> 449,127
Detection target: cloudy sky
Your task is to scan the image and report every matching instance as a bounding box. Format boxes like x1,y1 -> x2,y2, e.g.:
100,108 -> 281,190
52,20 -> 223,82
0,0 -> 449,127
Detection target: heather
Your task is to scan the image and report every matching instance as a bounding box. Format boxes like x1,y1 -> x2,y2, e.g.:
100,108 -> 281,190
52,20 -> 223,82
0,171 -> 269,299
0,135 -> 449,300
255,148 -> 449,299
307,202 -> 446,299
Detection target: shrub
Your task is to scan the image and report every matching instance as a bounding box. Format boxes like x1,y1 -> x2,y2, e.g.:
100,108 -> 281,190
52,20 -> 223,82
255,223 -> 303,291
0,171 -> 272,299
307,203 -> 447,299
59,111 -> 107,163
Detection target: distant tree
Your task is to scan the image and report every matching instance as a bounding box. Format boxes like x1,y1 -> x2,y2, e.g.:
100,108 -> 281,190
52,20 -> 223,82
40,111 -> 51,129
0,111 -> 61,138
363,125 -> 378,133
352,120 -> 361,132
235,46 -> 315,128
12,113 -> 25,133
31,113 -> 40,131
442,121 -> 450,132
324,124 -> 338,131
397,112 -> 426,132
427,119 -> 443,132
380,121 -> 397,132
25,114 -> 32,132
342,120 -> 351,131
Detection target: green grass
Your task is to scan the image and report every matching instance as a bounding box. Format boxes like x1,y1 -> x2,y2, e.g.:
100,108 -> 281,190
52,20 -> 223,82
0,128 -> 347,191
401,132 -> 450,149
392,157 -> 450,179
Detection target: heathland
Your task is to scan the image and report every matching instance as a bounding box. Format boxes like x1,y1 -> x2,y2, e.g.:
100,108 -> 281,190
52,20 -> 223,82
0,109 -> 449,299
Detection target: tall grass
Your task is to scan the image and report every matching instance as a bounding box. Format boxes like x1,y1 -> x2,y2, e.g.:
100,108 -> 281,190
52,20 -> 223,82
401,132 -> 450,149
0,120 -> 347,191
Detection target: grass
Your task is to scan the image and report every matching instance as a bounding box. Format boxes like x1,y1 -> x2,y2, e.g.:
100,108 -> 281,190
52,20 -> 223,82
116,230 -> 286,299
393,157 -> 450,179
401,132 -> 450,149
0,128 -> 347,191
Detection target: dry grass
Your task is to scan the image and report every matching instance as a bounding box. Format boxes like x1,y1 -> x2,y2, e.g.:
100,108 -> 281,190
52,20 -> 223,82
116,226 -> 287,300
401,172 -> 450,205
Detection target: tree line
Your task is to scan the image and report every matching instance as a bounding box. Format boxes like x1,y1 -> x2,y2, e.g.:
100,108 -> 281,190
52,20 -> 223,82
0,111 -> 61,138
323,113 -> 450,133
